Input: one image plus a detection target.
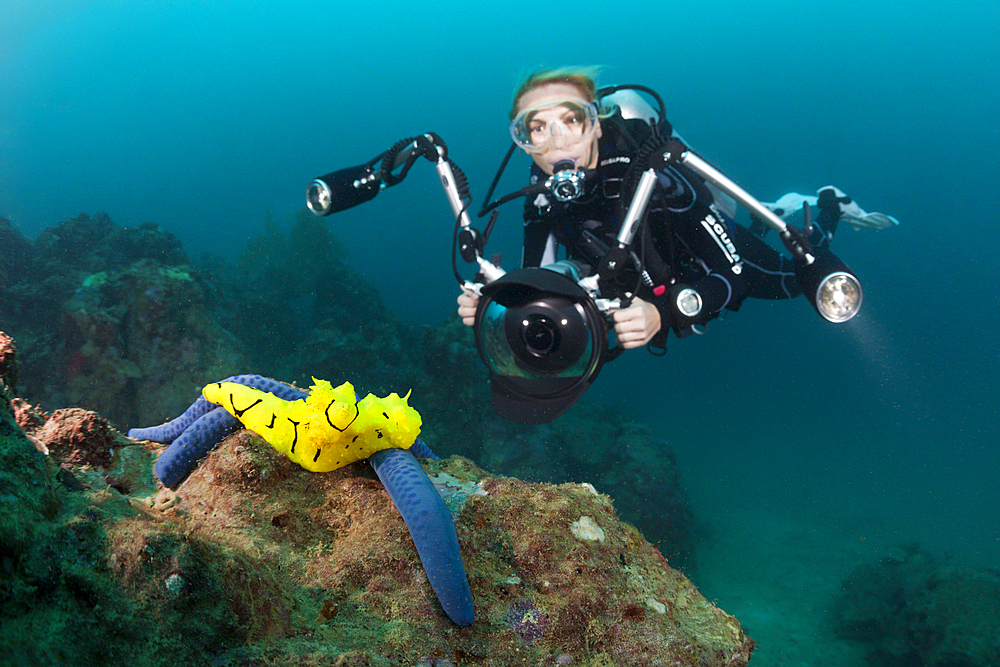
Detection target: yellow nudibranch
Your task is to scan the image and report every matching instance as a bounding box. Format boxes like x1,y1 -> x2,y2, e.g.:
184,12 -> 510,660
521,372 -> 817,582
202,378 -> 422,472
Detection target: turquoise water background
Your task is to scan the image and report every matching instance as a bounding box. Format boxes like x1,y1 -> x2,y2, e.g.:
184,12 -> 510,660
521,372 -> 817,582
2,0 -> 998,580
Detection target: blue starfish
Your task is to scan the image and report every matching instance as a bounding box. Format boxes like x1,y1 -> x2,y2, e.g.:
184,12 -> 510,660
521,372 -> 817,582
128,374 -> 475,627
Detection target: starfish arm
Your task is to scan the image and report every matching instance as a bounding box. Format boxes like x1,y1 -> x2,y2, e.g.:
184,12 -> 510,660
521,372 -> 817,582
140,375 -> 308,488
369,447 -> 474,626
129,374 -> 308,443
220,374 -> 309,401
409,436 -> 439,461
153,406 -> 241,489
128,396 -> 216,443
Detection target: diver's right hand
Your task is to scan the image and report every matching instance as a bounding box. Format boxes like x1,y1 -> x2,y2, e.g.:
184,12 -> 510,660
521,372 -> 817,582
457,290 -> 479,327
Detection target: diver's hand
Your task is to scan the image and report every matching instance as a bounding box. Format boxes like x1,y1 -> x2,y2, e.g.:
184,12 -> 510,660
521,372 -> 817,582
457,289 -> 479,327
611,297 -> 661,349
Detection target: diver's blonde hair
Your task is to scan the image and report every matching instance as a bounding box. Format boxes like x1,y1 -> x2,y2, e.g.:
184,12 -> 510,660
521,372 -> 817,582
509,66 -> 604,119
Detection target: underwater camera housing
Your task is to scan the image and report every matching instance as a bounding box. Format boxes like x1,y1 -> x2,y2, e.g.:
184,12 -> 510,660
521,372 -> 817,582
474,267 -> 609,424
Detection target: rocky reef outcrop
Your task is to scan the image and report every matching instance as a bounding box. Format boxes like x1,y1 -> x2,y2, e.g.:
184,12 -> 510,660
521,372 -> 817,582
833,544 -> 1000,666
0,214 -> 246,428
0,334 -> 752,666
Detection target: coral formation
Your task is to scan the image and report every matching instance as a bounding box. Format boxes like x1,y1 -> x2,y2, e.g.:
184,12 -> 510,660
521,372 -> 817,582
31,407 -> 130,468
0,213 -> 247,428
133,373 -> 475,626
0,332 -> 17,391
833,545 -> 1000,666
0,332 -> 751,665
221,208 -> 414,394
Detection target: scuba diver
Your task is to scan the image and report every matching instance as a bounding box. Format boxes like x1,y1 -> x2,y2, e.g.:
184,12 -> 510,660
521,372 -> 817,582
457,67 -> 898,352
304,66 -> 898,423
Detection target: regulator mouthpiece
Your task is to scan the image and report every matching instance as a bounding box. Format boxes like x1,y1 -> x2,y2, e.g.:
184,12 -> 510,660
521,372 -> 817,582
546,160 -> 586,202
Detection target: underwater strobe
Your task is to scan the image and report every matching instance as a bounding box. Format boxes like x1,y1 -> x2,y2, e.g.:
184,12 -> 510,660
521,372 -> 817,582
307,162 -> 381,216
654,140 -> 864,323
794,247 -> 862,323
306,134 -> 450,217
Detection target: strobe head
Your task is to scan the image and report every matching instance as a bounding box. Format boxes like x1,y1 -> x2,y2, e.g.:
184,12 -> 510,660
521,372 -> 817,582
306,163 -> 381,216
474,268 -> 608,424
795,247 -> 863,323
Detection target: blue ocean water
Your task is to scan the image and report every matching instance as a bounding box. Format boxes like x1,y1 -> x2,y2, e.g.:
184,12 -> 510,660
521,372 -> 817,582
2,0 -> 998,657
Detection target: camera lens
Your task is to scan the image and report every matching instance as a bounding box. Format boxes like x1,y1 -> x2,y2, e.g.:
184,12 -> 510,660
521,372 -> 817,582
521,314 -> 559,356
474,267 -> 612,422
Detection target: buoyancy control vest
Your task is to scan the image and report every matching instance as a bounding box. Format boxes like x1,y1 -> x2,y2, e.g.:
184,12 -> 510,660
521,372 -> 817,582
522,109 -> 724,296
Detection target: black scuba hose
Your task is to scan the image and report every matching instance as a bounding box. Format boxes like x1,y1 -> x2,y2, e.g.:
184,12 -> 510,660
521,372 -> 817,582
378,136 -> 417,186
380,133 -> 452,187
448,158 -> 476,287
448,159 -> 471,203
478,143 -> 518,218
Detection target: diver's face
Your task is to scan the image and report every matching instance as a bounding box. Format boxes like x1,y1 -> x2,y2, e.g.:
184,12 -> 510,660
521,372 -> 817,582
515,83 -> 602,175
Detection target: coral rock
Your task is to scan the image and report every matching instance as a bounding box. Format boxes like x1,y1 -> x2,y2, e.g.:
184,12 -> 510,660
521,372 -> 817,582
0,331 -> 16,391
834,547 -> 1000,667
0,379 -> 752,666
30,407 -> 129,468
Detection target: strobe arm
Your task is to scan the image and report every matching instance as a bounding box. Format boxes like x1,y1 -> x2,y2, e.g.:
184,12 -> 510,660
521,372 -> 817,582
651,141 -> 815,263
650,141 -> 863,323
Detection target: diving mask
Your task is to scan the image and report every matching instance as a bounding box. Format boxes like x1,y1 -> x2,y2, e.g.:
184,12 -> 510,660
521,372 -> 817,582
510,98 -> 599,154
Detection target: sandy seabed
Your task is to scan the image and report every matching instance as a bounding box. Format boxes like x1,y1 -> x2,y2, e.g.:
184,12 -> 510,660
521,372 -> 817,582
679,453 -> 1000,667
692,490 -> 875,666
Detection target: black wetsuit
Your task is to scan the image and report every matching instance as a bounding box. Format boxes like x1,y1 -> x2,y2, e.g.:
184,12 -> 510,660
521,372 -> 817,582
522,114 -> 768,343
519,113 -> 842,344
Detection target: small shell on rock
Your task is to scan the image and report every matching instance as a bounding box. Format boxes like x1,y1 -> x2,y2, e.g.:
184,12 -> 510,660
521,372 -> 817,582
570,516 -> 605,543
646,597 -> 666,614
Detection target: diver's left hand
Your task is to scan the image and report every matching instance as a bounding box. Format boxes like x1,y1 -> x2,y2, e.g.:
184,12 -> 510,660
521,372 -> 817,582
611,297 -> 661,349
